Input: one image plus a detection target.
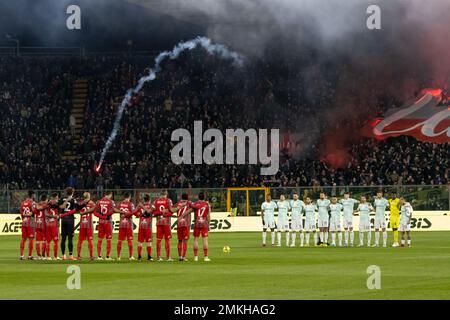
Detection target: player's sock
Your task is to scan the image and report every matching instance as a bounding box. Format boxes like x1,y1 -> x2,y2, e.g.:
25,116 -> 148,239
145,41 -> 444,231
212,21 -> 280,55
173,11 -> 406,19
359,232 -> 364,245
138,244 -> 143,257
127,240 -> 133,257
77,241 -> 82,258
305,232 -> 310,245
367,232 -> 372,245
313,232 -> 318,244
319,232 -> 324,243
117,241 -> 122,258
324,232 -> 328,244
401,239 -> 405,245
344,230 -> 349,245
271,231 -> 275,245
88,240 -> 94,258
183,241 -> 188,257
393,230 -> 399,243
203,247 -> 208,257
277,232 -> 281,245
331,232 -> 336,244
54,240 -> 59,258
300,232 -> 304,246
194,245 -> 199,257
28,239 -> 34,257
156,239 -> 162,258
407,239 -> 411,246
147,244 -> 152,257
106,239 -> 112,257
177,241 -> 182,256
375,231 -> 380,245
68,236 -> 74,256
338,232 -> 343,246
350,231 -> 354,245
20,239 -> 25,257
291,232 -> 296,246
383,231 -> 387,246
36,242 -> 41,256
285,231 -> 290,246
97,240 -> 102,257
42,242 -> 47,257
262,231 -> 267,245
164,240 -> 171,259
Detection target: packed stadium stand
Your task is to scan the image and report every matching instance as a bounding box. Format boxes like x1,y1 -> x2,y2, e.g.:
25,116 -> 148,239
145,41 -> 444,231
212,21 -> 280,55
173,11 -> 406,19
0,54 -> 449,190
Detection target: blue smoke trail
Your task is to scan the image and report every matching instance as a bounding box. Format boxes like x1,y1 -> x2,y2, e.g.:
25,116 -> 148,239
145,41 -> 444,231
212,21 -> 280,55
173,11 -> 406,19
95,36 -> 244,171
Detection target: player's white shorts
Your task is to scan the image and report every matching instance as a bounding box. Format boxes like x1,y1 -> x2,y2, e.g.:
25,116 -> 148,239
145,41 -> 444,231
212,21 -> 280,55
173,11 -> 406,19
374,217 -> 386,229
304,219 -> 316,231
317,218 -> 329,228
398,223 -> 411,232
277,218 -> 289,231
343,217 -> 353,229
329,220 -> 341,232
359,220 -> 371,232
290,219 -> 303,231
263,218 -> 276,229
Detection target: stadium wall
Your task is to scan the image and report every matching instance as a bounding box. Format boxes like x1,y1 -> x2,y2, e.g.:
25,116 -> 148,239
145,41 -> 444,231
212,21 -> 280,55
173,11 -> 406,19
0,212 -> 449,235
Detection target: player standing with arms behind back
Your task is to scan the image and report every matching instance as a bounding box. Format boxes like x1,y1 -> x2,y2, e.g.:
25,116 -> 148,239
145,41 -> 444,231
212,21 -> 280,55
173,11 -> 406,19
329,197 -> 343,247
117,192 -> 136,261
289,192 -> 305,247
261,194 -> 277,247
316,193 -> 330,246
136,194 -> 154,261
191,192 -> 211,262
153,190 -> 175,261
339,192 -> 359,247
399,197 -> 413,247
373,191 -> 389,247
276,194 -> 290,247
303,197 -> 318,246
388,193 -> 401,247
356,196 -> 374,247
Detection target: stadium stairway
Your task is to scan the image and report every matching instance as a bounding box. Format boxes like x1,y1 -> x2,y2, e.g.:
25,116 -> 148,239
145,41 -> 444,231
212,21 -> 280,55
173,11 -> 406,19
62,78 -> 88,161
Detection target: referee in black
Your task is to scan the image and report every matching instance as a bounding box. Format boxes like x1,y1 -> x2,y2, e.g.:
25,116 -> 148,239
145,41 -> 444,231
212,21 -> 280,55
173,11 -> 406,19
59,187 -> 85,260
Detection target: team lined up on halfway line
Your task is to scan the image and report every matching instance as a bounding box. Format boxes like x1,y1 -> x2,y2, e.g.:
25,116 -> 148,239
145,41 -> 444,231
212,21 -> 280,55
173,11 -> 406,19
260,191 -> 413,248
18,188 -> 212,262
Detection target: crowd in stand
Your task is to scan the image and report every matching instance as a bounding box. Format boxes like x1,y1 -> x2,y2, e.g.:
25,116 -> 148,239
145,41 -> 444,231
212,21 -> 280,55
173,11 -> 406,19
0,53 -> 448,190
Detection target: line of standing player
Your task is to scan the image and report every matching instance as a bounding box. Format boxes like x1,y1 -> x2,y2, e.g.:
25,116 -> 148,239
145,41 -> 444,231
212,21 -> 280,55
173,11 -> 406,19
19,189 -> 212,262
261,191 -> 413,248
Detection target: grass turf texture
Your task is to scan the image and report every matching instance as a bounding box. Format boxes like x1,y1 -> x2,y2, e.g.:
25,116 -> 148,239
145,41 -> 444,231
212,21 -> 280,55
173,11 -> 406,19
1,232 -> 450,300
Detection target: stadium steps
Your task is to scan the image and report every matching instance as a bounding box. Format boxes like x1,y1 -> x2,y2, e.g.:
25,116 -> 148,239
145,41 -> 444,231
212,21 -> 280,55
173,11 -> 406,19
62,78 -> 89,161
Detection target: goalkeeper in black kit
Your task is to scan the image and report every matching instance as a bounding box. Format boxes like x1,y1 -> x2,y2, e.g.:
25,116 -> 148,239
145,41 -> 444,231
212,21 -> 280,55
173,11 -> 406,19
59,187 -> 86,260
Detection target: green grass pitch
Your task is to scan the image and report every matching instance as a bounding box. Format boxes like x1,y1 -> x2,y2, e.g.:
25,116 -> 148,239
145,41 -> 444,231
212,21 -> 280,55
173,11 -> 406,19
1,232 -> 450,300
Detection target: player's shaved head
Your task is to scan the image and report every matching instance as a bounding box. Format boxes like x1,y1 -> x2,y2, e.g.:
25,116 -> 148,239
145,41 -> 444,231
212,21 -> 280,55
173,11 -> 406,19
161,190 -> 168,197
143,194 -> 150,202
198,192 -> 205,200
124,192 -> 131,199
40,194 -> 47,202
28,190 -> 35,199
182,193 -> 189,200
51,192 -> 58,199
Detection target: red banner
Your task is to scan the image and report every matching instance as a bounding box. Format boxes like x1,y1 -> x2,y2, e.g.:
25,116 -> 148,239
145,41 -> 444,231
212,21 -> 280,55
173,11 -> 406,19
372,89 -> 450,143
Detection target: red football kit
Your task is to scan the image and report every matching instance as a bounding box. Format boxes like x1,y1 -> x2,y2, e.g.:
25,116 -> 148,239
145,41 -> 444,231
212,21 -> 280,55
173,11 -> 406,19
20,198 -> 35,239
118,200 -> 136,241
45,200 -> 60,242
19,198 -> 35,258
34,203 -> 47,242
137,202 -> 153,243
153,197 -> 173,259
176,200 -> 191,241
95,197 -> 115,240
77,200 -> 95,259
191,200 -> 211,238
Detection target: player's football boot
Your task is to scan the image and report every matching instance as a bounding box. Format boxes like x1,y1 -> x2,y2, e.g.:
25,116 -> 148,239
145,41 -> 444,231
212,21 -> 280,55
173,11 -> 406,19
89,257 -> 95,261
129,257 -> 136,261
62,255 -> 67,260
372,244 -> 379,247
182,257 -> 188,262
166,258 -> 173,262
147,256 -> 153,261
27,256 -> 34,260
407,244 -> 411,248
19,256 -> 24,260
46,257 -> 52,261
392,243 -> 399,247
330,243 -> 336,247
276,243 -> 281,247
262,243 -> 266,247
69,256 -> 76,260
157,257 -> 163,262
357,244 -> 364,247
105,257 -> 113,261
117,257 -> 122,261
290,244 -> 296,247
97,256 -> 103,260
55,256 -> 62,260
194,256 -> 199,262
204,257 -> 211,262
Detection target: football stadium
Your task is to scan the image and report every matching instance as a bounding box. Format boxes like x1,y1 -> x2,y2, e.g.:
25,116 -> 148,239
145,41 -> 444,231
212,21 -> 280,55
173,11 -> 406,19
0,0 -> 449,305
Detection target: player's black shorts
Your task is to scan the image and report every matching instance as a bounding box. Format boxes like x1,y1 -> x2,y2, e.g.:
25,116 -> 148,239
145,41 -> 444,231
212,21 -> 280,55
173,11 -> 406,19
61,220 -> 75,237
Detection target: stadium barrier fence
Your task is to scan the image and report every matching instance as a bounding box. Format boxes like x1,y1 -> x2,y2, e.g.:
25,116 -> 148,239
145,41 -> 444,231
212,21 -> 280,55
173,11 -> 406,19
0,185 -> 448,215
